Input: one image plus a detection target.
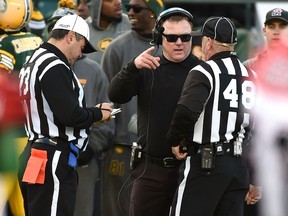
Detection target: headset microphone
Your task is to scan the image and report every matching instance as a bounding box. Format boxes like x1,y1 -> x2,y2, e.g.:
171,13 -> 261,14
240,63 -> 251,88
149,40 -> 155,46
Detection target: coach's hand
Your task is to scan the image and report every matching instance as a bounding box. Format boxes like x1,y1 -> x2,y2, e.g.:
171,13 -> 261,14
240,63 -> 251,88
134,47 -> 160,70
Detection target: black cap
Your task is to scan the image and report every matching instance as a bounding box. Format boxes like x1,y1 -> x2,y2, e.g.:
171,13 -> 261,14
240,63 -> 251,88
201,16 -> 237,44
265,8 -> 288,25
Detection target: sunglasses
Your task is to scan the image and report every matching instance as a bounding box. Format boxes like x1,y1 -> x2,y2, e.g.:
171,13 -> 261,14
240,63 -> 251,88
125,4 -> 150,13
162,33 -> 192,42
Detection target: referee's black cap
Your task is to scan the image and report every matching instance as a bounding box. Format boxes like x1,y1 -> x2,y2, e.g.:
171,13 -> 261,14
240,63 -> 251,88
265,8 -> 288,25
201,16 -> 237,44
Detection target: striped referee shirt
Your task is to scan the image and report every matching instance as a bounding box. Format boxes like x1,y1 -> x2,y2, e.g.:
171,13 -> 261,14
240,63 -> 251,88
168,51 -> 256,146
19,42 -> 102,150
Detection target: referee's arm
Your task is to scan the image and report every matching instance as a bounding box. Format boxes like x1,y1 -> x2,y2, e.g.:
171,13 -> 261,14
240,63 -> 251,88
167,70 -> 211,147
41,65 -> 103,128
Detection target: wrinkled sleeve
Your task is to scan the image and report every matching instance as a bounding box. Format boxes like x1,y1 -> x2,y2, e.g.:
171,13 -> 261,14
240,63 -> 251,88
41,64 -> 102,128
108,60 -> 140,104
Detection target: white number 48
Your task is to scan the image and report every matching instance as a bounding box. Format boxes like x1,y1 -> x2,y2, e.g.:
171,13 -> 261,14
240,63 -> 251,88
223,79 -> 255,110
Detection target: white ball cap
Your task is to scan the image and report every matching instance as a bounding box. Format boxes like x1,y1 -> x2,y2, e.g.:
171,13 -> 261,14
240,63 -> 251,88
52,14 -> 96,53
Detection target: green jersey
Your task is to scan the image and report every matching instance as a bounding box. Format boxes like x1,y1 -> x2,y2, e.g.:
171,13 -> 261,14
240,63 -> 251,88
0,31 -> 42,72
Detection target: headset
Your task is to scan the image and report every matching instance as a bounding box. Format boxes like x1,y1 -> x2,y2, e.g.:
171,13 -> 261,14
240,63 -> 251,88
150,7 -> 194,46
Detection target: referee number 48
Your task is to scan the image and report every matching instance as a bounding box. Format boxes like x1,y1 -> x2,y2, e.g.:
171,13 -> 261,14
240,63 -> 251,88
223,79 -> 256,110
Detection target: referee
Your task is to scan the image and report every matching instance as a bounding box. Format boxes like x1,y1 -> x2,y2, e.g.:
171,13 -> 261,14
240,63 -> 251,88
167,17 -> 258,216
18,14 -> 112,216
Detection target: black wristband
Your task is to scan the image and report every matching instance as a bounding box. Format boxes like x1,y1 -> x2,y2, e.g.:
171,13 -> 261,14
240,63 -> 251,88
101,108 -> 111,112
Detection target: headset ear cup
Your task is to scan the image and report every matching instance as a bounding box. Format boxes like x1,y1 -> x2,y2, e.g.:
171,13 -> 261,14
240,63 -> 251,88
152,26 -> 163,46
157,27 -> 165,45
151,27 -> 158,45
152,26 -> 162,46
157,30 -> 162,45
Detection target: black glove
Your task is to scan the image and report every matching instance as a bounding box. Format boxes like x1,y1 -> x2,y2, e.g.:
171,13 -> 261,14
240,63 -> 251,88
77,145 -> 95,167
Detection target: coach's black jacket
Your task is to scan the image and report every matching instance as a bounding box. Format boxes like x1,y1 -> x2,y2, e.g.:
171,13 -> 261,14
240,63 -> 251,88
108,53 -> 201,158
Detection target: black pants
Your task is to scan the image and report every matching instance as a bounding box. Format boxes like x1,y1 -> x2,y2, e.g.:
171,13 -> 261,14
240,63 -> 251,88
129,159 -> 180,216
244,202 -> 260,216
170,154 -> 249,216
18,140 -> 77,216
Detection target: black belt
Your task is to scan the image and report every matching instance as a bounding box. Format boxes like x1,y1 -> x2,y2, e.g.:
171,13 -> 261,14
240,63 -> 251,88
187,141 -> 241,156
145,154 -> 181,168
33,137 -> 60,145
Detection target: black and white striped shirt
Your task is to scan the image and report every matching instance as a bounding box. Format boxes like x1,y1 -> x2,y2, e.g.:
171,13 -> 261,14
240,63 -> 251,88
168,51 -> 256,146
19,42 -> 102,150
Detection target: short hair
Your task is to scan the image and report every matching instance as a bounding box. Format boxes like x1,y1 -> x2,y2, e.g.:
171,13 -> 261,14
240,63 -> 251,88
162,15 -> 193,30
49,29 -> 84,42
49,29 -> 69,40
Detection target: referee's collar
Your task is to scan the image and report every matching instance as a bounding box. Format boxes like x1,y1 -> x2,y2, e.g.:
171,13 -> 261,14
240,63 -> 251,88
41,42 -> 70,66
209,51 -> 237,61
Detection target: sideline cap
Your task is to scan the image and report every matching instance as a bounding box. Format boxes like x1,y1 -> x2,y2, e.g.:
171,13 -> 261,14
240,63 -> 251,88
201,16 -> 237,44
265,8 -> 288,25
52,14 -> 96,53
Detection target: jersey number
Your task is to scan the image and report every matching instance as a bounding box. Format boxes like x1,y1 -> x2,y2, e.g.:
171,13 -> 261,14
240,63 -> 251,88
223,79 -> 255,110
19,63 -> 34,98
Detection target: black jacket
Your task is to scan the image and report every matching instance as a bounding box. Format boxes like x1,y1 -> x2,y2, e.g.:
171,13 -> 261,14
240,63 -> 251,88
108,53 -> 201,157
